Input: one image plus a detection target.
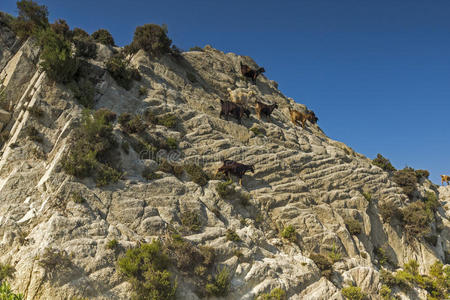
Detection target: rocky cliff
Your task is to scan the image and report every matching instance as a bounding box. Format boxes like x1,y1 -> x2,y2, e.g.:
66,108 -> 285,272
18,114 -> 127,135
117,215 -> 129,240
0,20 -> 448,300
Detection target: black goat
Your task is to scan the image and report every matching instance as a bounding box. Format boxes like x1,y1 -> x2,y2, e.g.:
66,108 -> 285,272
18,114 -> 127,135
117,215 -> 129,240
216,159 -> 255,186
240,62 -> 265,83
219,99 -> 250,124
255,101 -> 278,120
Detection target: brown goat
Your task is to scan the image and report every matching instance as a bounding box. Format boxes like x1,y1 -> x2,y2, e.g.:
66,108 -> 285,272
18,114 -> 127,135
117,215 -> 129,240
219,99 -> 250,124
240,62 -> 265,83
289,108 -> 318,128
216,159 -> 255,186
441,175 -> 450,186
255,101 -> 278,120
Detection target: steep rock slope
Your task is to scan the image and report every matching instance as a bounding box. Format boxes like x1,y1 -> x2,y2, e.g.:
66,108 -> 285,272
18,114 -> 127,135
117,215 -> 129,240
0,23 -> 448,300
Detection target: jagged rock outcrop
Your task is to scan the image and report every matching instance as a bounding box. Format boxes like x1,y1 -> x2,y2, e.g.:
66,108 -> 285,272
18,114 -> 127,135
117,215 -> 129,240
0,22 -> 448,300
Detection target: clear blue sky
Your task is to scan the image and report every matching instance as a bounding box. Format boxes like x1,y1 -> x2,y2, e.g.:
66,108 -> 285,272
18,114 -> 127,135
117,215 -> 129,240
3,0 -> 450,184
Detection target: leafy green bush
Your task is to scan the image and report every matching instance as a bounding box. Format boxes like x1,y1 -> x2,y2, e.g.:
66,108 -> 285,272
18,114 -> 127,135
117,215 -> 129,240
424,191 -> 439,213
361,191 -> 372,202
117,241 -> 176,300
157,114 -> 178,128
372,154 -> 396,172
341,284 -> 366,300
72,27 -> 89,39
106,239 -> 118,250
94,108 -> 116,123
61,110 -> 121,186
106,54 -> 140,90
180,210 -> 202,233
0,263 -> 15,283
189,46 -> 203,52
378,200 -> 401,223
50,19 -> 72,40
127,24 -> 172,57
415,169 -> 430,180
165,137 -> 178,150
25,126 -> 42,142
344,218 -> 362,235
205,267 -> 230,297
157,160 -> 184,178
184,164 -> 209,186
250,127 -> 265,136
37,28 -> 79,83
91,29 -> 115,46
142,167 -> 162,181
71,192 -> 84,204
256,287 -> 287,300
280,225 -> 296,242
27,105 -> 44,118
0,282 -> 23,300
379,284 -> 392,300
0,12 -> 15,29
392,167 -> 417,198
68,77 -> 95,108
11,0 -> 48,39
118,113 -> 146,134
309,253 -> 332,279
216,179 -> 234,198
402,201 -> 433,238
73,37 -> 97,59
328,242 -> 342,263
226,229 -> 241,242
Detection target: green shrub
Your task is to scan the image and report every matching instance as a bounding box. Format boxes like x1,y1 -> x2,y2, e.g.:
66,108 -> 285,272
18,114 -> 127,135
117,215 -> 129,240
27,105 -> 44,118
216,179 -> 234,198
309,253 -> 332,279
189,46 -> 203,52
344,218 -> 362,235
157,114 -> 177,128
118,113 -> 146,134
91,29 -> 115,46
142,167 -> 162,181
106,239 -> 118,250
25,126 -> 42,142
37,28 -> 79,83
165,137 -> 178,150
71,192 -> 84,204
73,37 -> 97,59
72,27 -> 89,39
328,242 -> 342,263
256,287 -> 287,300
374,246 -> 390,266
392,167 -> 417,198
157,160 -> 184,178
372,154 -> 396,172
68,77 -> 95,108
0,281 -> 23,300
341,284 -> 366,300
280,225 -> 296,242
38,247 -> 72,276
250,127 -> 265,136
11,0 -> 48,39
0,263 -> 15,282
94,108 -> 116,123
379,284 -> 392,300
401,201 -> 433,238
106,54 -> 139,90
180,210 -> 202,233
0,12 -> 15,29
378,200 -> 401,223
127,24 -> 172,57
50,19 -> 72,40
61,110 -> 121,186
184,164 -> 209,186
205,267 -> 230,297
226,229 -> 241,242
361,191 -> 372,202
415,169 -> 430,180
424,191 -> 439,213
117,241 -> 176,300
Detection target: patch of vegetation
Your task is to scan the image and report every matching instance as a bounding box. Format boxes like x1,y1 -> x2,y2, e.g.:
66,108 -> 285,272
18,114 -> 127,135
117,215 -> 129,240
11,0 -> 49,39
280,225 -> 296,243
225,229 -> 241,242
71,192 -> 84,204
165,137 -> 178,150
142,167 -> 162,181
72,27 -> 89,39
165,234 -> 208,273
0,281 -> 24,300
309,253 -> 332,279
38,247 -> 72,277
256,287 -> 287,300
118,113 -> 146,134
189,46 -> 203,52
50,19 -> 72,40
415,169 -> 430,180
341,284 -> 366,300
328,242 -> 342,263
68,77 -> 95,108
216,179 -> 234,198
0,12 -> 15,30
424,191 -> 439,213
361,191 -> 372,202
205,267 -> 230,297
94,108 -> 117,123
106,54 -> 140,90
378,200 -> 401,223
61,110 -> 122,187
126,24 -> 172,57
379,284 -> 392,300
25,126 -> 42,142
344,217 -> 362,235
117,240 -> 177,300
401,201 -> 433,239
250,126 -> 265,136
372,154 -> 396,172
139,86 -> 148,97
106,239 -> 118,250
392,167 -> 417,198
180,210 -> 202,233
91,28 -> 115,46
157,160 -> 184,178
184,164 -> 209,186
37,28 -> 79,83
0,263 -> 15,283
27,105 -> 44,118
157,113 -> 178,129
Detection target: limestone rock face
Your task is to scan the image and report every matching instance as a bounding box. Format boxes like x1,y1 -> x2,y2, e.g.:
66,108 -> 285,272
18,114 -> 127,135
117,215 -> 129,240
0,23 -> 448,300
